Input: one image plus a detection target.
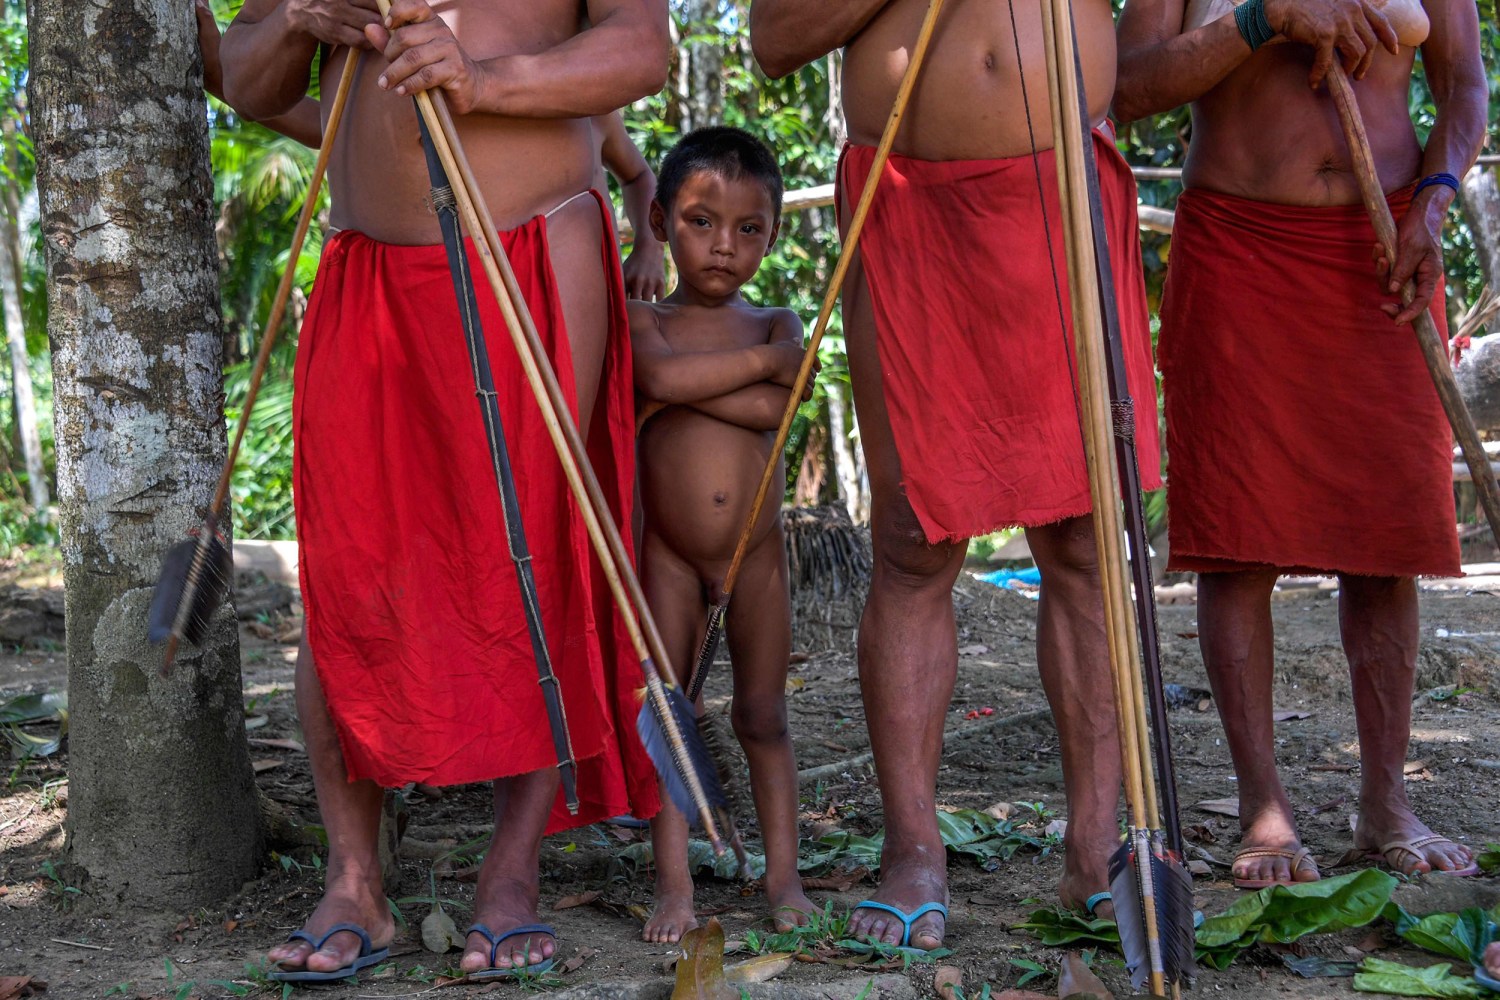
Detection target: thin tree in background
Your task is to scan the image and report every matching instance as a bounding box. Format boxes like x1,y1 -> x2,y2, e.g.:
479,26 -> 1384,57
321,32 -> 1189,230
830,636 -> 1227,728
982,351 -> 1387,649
29,0 -> 261,906
0,5 -> 46,514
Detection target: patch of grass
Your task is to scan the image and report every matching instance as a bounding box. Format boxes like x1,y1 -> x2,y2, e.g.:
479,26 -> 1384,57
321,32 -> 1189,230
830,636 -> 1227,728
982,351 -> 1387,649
37,859 -> 80,910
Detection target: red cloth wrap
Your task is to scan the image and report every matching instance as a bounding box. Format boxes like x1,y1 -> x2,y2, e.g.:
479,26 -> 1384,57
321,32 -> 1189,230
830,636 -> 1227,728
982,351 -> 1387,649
1159,187 -> 1460,577
836,132 -> 1163,542
293,192 -> 660,832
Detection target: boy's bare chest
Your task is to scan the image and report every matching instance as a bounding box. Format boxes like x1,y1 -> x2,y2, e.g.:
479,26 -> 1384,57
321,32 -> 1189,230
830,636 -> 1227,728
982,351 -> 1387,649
657,309 -> 774,352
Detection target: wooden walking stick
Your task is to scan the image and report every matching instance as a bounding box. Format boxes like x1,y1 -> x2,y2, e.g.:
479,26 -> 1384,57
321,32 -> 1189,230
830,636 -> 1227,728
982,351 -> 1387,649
375,0 -> 725,849
1326,64 -> 1500,548
1036,0 -> 1192,993
684,0 -> 948,703
150,51 -> 362,673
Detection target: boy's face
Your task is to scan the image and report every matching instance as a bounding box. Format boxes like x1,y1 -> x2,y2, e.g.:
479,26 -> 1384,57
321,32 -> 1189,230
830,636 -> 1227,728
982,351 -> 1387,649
650,171 -> 780,299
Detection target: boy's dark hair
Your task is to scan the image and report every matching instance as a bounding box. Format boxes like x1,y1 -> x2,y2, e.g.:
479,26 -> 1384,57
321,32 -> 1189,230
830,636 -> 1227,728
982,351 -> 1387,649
656,126 -> 784,217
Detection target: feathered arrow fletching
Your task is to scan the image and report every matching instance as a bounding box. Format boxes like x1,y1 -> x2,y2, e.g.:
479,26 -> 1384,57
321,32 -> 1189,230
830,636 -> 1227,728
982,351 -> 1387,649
1109,831 -> 1196,992
637,683 -> 728,826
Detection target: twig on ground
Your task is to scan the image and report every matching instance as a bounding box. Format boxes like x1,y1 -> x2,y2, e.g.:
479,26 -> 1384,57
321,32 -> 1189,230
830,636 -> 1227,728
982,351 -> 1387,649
50,937 -> 112,951
796,707 -> 1052,783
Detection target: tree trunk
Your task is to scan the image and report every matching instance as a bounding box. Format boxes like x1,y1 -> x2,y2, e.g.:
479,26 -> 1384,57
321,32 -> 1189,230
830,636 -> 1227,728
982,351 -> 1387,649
680,0 -> 723,130
0,114 -> 47,513
1461,165 -> 1500,292
30,0 -> 262,909
827,381 -> 867,523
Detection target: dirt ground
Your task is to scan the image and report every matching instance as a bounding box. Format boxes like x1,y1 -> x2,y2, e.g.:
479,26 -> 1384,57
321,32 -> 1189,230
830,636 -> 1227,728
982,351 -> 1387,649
1,558 -> 1498,1000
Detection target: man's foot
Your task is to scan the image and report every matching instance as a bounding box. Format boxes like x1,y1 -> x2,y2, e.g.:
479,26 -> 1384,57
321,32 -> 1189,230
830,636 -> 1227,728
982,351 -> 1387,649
767,879 -> 814,933
266,879 -> 394,977
460,875 -> 556,976
1480,941 -> 1500,983
1058,880 -> 1115,922
1353,807 -> 1476,876
846,860 -> 947,950
1230,807 -> 1320,888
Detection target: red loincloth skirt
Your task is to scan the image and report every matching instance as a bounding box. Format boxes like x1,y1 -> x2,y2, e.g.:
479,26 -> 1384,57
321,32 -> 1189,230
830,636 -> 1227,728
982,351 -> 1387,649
293,192 -> 660,832
837,132 -> 1163,543
1159,187 -> 1460,578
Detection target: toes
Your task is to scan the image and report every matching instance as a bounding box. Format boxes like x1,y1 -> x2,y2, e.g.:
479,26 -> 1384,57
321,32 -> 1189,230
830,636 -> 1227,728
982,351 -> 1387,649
267,943 -> 314,969
909,915 -> 945,951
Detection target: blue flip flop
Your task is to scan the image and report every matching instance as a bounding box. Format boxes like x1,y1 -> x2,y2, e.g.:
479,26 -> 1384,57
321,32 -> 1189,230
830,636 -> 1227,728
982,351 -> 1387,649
851,900 -> 949,951
465,922 -> 558,980
268,922 -> 389,982
1475,966 -> 1500,993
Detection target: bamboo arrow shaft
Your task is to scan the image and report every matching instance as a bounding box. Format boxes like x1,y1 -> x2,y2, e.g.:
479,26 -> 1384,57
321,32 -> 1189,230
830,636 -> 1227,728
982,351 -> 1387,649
1327,65 -> 1500,549
372,12 -> 721,849
1039,0 -> 1167,993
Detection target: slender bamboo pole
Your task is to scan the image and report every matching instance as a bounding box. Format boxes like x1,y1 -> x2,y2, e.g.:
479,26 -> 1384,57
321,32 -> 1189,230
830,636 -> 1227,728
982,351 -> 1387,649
1038,0 -> 1166,993
163,51 -> 362,672
372,3 -> 722,849
1326,65 -> 1500,548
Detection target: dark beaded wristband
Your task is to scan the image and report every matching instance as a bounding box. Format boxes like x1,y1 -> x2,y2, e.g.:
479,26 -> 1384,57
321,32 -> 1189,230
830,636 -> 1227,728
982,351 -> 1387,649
1413,172 -> 1461,198
1234,0 -> 1276,51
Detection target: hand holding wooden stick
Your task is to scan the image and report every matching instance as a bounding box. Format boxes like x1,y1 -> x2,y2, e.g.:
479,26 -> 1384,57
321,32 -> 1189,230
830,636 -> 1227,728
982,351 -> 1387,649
1325,64 -> 1500,549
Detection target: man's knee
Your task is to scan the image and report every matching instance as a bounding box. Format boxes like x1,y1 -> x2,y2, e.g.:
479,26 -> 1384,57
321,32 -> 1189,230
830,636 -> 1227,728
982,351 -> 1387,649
730,698 -> 788,747
1028,517 -> 1099,582
871,497 -> 962,585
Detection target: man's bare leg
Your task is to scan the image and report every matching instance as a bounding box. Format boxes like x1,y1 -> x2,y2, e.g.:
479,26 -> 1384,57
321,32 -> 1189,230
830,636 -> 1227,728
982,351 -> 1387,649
455,189 -> 615,972
638,531 -> 703,944
1026,517 -> 1123,916
725,531 -> 814,932
1483,942 -> 1500,980
266,641 -> 393,974
1342,575 -> 1474,874
1197,569 -> 1320,886
841,246 -> 959,951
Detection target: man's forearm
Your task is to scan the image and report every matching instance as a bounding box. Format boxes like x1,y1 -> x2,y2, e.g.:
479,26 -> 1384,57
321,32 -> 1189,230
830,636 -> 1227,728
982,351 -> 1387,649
1413,53 -> 1488,214
253,96 -> 325,147
470,14 -> 668,117
1114,17 -> 1251,122
687,383 -> 791,431
222,6 -> 320,120
748,0 -> 889,79
622,175 -> 658,246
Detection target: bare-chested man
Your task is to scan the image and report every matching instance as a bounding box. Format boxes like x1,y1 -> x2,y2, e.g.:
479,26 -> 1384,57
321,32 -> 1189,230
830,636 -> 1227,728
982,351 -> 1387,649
749,1 -> 1164,950
221,0 -> 668,981
1117,0 -> 1485,887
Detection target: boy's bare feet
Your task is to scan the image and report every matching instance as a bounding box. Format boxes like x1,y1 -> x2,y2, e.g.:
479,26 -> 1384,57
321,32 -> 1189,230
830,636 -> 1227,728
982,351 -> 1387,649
267,874 -> 394,976
643,875 -> 699,943
768,878 -> 814,933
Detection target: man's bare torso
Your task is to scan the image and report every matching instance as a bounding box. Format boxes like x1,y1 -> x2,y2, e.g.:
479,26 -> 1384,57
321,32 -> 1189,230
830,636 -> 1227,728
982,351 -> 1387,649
1186,38 -> 1420,204
323,0 -> 593,243
842,0 -> 1117,160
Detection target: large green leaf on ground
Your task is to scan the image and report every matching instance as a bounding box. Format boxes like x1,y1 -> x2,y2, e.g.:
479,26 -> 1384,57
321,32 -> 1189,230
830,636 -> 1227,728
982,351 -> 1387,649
1384,903 -> 1499,965
1195,869 -> 1398,950
1354,957 -> 1491,999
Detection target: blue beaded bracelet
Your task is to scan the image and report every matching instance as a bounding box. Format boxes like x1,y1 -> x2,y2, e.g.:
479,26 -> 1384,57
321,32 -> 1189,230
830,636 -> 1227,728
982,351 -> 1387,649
1233,0 -> 1276,51
1413,172 -> 1460,198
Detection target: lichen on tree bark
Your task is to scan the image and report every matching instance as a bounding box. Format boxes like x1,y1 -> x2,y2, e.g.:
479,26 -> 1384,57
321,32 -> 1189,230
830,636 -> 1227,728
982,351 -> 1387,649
30,0 -> 261,909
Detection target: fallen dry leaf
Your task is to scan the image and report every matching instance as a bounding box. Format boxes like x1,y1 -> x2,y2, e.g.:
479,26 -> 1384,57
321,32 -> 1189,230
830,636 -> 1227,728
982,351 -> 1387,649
1402,759 -> 1428,774
223,919 -> 238,934
560,946 -> 600,974
788,652 -> 811,665
957,643 -> 989,656
725,953 -> 794,985
672,918 -> 737,1000
985,801 -> 1015,821
251,759 -> 284,773
1356,929 -> 1388,953
1059,951 -> 1113,999
1187,859 -> 1213,877
247,622 -> 275,640
553,890 -> 600,910
421,902 -> 463,954
933,964 -> 962,1000
802,866 -> 871,891
1044,819 -> 1068,839
1195,798 -> 1240,818
1272,709 -> 1313,722
0,979 -> 44,1000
